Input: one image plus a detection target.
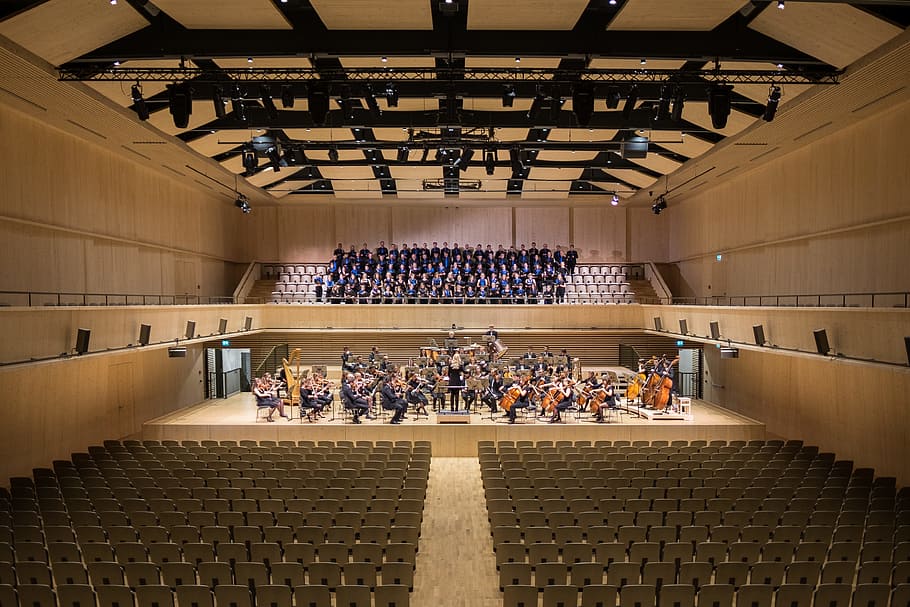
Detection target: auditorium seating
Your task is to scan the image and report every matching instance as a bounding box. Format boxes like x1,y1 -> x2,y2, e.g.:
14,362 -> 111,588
0,440 -> 430,607
480,439 -> 908,607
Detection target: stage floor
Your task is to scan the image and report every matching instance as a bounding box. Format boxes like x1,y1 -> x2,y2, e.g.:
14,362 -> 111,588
142,393 -> 764,456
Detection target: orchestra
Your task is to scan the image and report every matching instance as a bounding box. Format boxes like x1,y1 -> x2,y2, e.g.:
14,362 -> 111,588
256,335 -> 681,425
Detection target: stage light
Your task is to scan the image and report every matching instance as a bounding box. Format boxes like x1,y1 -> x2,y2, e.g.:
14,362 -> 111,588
267,146 -> 281,172
260,85 -> 278,120
454,147 -> 474,172
307,86 -> 329,125
572,84 -> 595,127
364,86 -> 382,118
328,147 -> 339,162
247,57 -> 253,64
502,84 -> 517,107
130,83 -> 149,120
509,147 -> 524,173
167,83 -> 192,129
337,97 -> 355,122
230,85 -> 246,122
211,86 -> 226,119
484,149 -> 496,175
777,0 -> 784,8
655,84 -> 673,121
397,146 -> 409,163
611,194 -> 619,206
708,84 -> 733,129
671,86 -> 686,122
763,85 -> 782,122
381,56 -> 388,63
241,146 -> 257,176
235,194 -> 251,214
609,0 -> 616,4
385,83 -> 399,107
622,85 -> 638,120
280,85 -> 294,108
605,86 -> 621,109
527,89 -> 546,121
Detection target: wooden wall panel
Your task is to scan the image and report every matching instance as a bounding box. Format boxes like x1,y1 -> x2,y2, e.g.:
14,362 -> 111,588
514,207 -> 570,251
274,206 -> 337,261
573,206 -> 628,262
334,206 -> 392,251
629,208 -> 670,263
389,206 -> 512,250
670,101 -> 910,298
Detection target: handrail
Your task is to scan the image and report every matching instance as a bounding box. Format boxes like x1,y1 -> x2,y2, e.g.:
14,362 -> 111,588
254,343 -> 289,377
643,262 -> 672,302
637,292 -> 910,308
233,261 -> 261,304
0,290 -> 235,307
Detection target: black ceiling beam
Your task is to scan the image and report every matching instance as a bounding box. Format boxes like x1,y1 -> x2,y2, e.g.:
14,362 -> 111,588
70,25 -> 825,66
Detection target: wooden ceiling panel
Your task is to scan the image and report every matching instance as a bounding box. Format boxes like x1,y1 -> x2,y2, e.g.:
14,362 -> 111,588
608,0 -> 744,31
396,181 -> 445,198
389,166 -> 442,180
681,100 -> 757,137
306,149 -> 364,162
86,60 -> 179,107
331,180 -> 383,197
153,0 -> 292,30
214,56 -> 312,69
340,56 -> 435,69
588,58 -> 686,70
528,167 -> 584,181
522,181 -> 571,199
186,130 -> 251,157
549,128 -> 619,142
319,166 -> 376,180
370,127 -> 411,142
749,2 -> 902,69
467,0 -> 589,30
379,97 -> 436,111
0,0 -> 148,66
310,0 -> 433,30
462,167 -> 512,192
536,150 -> 600,162
650,132 -> 714,158
464,97 -> 533,112
627,153 -> 683,175
602,168 -> 659,189
465,56 -> 562,69
492,128 -> 532,142
590,181 -> 628,193
267,180 -> 318,198
246,167 -> 288,188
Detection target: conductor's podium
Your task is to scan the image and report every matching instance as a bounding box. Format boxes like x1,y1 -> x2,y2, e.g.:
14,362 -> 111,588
437,410 -> 471,424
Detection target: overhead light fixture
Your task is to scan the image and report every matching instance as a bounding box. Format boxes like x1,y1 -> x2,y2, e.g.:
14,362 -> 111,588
453,147 -> 474,172
307,86 -> 329,126
328,147 -> 339,162
671,86 -> 686,121
234,194 -> 252,214
110,0 -> 117,4
572,84 -> 595,127
655,84 -> 673,121
130,83 -> 149,121
267,146 -> 281,172
212,86 -> 226,119
640,58 -> 647,65
651,194 -> 667,215
502,84 -> 517,108
167,82 -> 192,129
605,86 -> 621,109
527,89 -> 546,121
611,193 -> 619,206
509,147 -> 524,173
247,57 -> 253,64
230,85 -> 246,122
777,0 -> 784,9
364,85 -> 382,118
337,94 -> 355,122
397,146 -> 409,163
762,85 -> 782,122
241,146 -> 257,176
484,149 -> 496,175
381,56 -> 388,63
515,57 -> 521,64
280,85 -> 294,109
707,84 -> 733,129
385,83 -> 399,107
260,85 -> 278,120
622,85 -> 638,120
609,0 -> 616,4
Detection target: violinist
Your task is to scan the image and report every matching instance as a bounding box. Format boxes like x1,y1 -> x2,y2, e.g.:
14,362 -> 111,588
380,373 -> 408,424
341,346 -> 355,372
340,373 -> 371,424
405,372 -> 430,417
311,374 -> 334,414
299,377 -> 321,423
254,375 -> 287,422
549,376 -> 575,423
506,375 -> 532,424
430,372 -> 447,411
484,369 -> 504,414
594,376 -> 616,423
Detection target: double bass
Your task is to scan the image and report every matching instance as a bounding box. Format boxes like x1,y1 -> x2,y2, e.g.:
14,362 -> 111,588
625,357 -> 655,403
653,356 -> 679,411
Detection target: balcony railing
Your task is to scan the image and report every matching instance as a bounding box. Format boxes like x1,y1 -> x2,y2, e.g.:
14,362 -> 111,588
637,292 -> 909,309
0,290 -> 236,307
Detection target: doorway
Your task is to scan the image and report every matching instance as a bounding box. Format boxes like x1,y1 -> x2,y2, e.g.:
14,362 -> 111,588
205,348 -> 251,399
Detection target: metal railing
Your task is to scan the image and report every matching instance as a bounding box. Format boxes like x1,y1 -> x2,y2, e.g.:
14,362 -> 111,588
636,291 -> 910,309
0,291 -> 236,307
248,294 -> 641,306
254,344 -> 289,378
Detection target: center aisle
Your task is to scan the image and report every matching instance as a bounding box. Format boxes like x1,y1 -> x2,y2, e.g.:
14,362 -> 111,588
411,457 -> 501,607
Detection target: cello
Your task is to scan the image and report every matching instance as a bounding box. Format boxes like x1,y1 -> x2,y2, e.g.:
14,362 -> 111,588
653,356 -> 679,411
499,385 -> 522,412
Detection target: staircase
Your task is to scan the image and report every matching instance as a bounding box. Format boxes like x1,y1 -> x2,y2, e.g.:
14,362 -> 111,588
629,279 -> 660,304
246,279 -> 277,304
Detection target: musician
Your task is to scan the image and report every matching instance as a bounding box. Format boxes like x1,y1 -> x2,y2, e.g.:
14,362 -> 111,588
578,371 -> 601,413
594,376 -> 617,423
485,370 -> 504,414
506,375 -> 532,424
658,355 -> 677,410
485,325 -> 499,340
566,244 -> 578,275
311,374 -> 334,413
448,352 -> 465,410
430,372 -> 447,411
380,375 -> 408,424
369,346 -> 380,364
560,348 -> 573,374
549,376 -> 575,423
299,378 -> 321,423
341,346 -> 355,372
405,371 -> 430,417
340,373 -> 370,424
254,375 -> 287,422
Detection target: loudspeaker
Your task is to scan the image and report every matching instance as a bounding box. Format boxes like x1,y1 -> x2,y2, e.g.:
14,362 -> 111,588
138,324 -> 151,346
753,324 -> 766,346
653,317 -> 663,331
679,319 -> 688,336
218,319 -> 228,334
75,329 -> 91,355
244,317 -> 253,331
720,347 -> 739,359
709,321 -> 720,340
185,321 -> 196,340
168,347 -> 187,358
904,336 -> 910,366
813,329 -> 830,355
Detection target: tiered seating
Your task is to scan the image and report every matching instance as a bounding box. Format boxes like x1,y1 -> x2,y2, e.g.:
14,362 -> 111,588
263,264 -> 327,304
480,439 -> 908,607
566,265 -> 642,305
1,439 -> 430,607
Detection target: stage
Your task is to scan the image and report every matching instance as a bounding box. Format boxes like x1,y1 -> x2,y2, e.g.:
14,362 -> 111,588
141,393 -> 765,456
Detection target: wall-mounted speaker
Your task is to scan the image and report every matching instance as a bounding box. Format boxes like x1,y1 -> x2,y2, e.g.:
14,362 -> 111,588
653,317 -> 663,331
679,319 -> 688,336
753,324 -> 766,346
75,329 -> 91,355
813,329 -> 830,355
168,347 -> 187,358
185,321 -> 196,340
904,336 -> 910,366
244,317 -> 253,331
709,321 -> 720,340
720,347 -> 739,359
139,324 -> 151,346
218,319 -> 228,334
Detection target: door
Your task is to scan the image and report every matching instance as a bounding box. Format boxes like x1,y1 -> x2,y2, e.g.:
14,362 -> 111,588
108,362 -> 135,438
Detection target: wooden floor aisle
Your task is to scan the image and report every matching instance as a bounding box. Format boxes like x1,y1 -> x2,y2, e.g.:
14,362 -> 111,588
411,457 -> 501,607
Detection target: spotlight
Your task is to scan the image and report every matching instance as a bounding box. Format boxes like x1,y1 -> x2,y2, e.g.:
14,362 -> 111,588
130,83 -> 149,121
241,146 -> 257,176
622,85 -> 637,120
397,146 -> 409,163
267,146 -> 281,172
651,194 -> 667,215
707,84 -> 733,129
453,147 -> 474,172
420,147 -> 429,162
762,85 -> 782,122
235,194 -> 252,214
328,147 -> 339,162
605,86 -> 621,109
364,85 -> 382,118
527,89 -> 546,121
307,86 -> 329,125
609,0 -> 616,4
260,85 -> 278,120
655,84 -> 673,121
509,147 -> 524,173
502,84 -> 517,108
337,97 -> 355,122
167,82 -> 192,129
384,83 -> 399,107
280,85 -> 294,108
671,86 -> 686,122
230,85 -> 246,122
572,84 -> 595,127
212,86 -> 226,119
484,149 -> 496,175
611,194 -> 619,206
777,0 -> 784,8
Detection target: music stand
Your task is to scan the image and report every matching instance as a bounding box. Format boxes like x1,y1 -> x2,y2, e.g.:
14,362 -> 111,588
444,338 -> 458,350
482,335 -> 494,344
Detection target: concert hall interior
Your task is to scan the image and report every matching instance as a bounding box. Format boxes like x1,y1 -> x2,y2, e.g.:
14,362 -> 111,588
0,2 -> 909,606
